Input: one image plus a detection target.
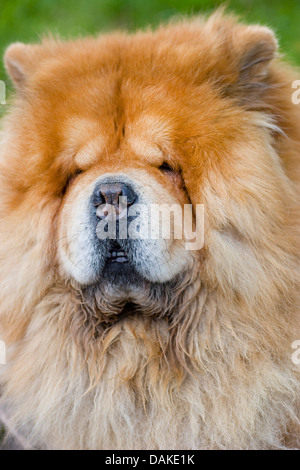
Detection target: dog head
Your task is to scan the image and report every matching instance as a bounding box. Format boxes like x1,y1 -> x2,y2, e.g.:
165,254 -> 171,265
2,12 -> 298,354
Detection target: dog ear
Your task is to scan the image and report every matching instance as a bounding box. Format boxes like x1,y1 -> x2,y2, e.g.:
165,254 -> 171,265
4,42 -> 43,90
225,25 -> 278,107
237,26 -> 277,81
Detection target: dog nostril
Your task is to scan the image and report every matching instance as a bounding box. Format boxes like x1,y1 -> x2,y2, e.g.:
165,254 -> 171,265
122,185 -> 136,206
92,182 -> 136,208
92,190 -> 105,207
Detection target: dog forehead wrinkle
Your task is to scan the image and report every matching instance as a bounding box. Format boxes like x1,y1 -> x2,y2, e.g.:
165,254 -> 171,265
128,138 -> 164,161
65,117 -> 101,144
64,117 -> 109,167
127,114 -> 174,158
75,137 -> 107,168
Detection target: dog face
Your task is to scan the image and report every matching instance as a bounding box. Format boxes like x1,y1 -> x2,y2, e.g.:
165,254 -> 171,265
3,16 -> 284,308
2,14 -> 297,332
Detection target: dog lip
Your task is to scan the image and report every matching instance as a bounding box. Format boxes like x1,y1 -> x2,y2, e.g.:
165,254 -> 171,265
107,242 -> 129,263
109,254 -> 129,263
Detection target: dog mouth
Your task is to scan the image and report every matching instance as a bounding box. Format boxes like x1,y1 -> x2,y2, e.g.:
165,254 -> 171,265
106,242 -> 129,264
101,240 -> 144,287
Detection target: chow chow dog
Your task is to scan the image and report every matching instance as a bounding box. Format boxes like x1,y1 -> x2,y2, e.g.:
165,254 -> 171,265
0,11 -> 299,449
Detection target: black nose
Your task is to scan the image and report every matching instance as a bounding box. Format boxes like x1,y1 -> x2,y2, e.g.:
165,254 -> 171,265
92,182 -> 136,213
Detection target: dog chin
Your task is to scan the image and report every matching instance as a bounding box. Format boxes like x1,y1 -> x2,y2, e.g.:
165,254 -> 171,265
76,268 -> 184,326
95,262 -> 149,300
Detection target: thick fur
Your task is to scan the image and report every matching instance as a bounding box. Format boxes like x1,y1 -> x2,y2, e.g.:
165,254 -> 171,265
0,11 -> 300,449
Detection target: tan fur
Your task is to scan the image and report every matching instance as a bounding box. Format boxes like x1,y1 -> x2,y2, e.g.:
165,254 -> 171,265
0,11 -> 300,449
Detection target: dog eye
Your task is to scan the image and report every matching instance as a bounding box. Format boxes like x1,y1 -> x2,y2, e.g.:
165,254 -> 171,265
159,162 -> 175,173
62,169 -> 83,195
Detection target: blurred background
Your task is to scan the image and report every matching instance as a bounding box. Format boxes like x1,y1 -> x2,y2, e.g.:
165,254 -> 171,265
0,0 -> 299,92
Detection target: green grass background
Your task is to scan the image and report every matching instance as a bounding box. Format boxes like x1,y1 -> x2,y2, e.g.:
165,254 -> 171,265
0,0 -> 300,92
